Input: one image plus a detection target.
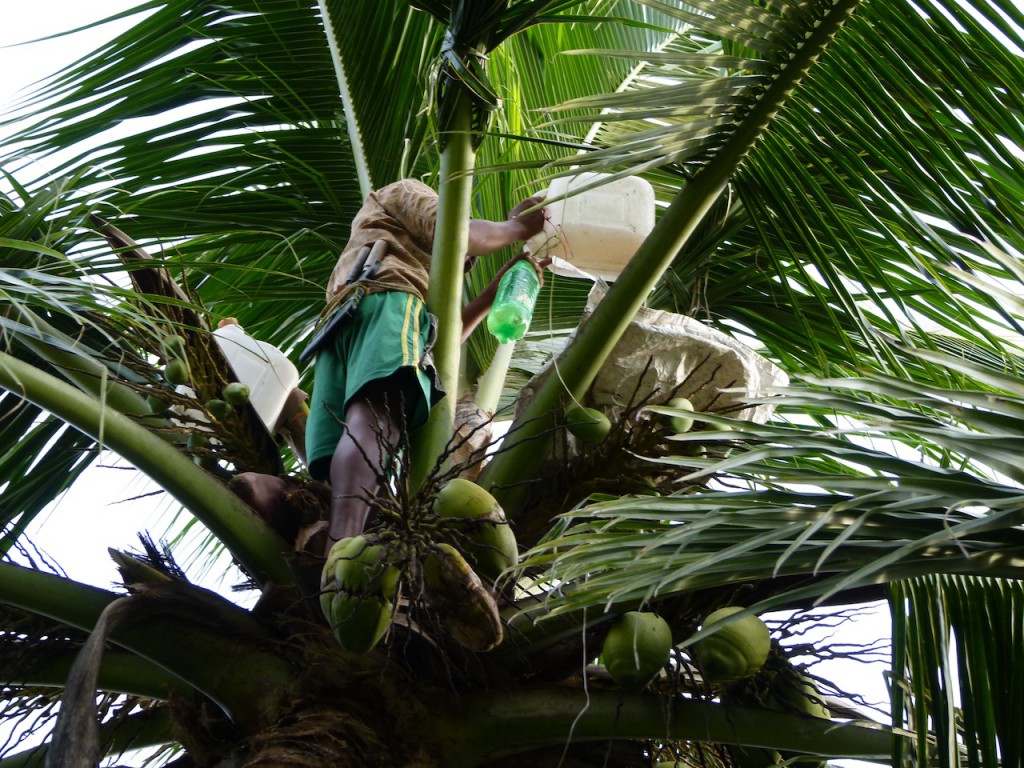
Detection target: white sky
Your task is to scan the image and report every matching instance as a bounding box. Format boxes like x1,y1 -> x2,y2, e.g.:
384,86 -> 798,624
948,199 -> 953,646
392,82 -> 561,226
0,4 -> 137,107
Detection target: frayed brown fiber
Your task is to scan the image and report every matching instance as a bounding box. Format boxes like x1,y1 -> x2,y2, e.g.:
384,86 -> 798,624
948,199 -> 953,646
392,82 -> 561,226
238,707 -> 376,767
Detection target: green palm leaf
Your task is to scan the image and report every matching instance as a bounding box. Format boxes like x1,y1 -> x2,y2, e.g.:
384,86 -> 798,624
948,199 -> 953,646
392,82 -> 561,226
892,575 -> 1024,768
521,351 -> 1024,619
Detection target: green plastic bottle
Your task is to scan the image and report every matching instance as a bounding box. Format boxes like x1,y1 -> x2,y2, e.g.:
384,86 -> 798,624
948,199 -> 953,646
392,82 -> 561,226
487,261 -> 540,344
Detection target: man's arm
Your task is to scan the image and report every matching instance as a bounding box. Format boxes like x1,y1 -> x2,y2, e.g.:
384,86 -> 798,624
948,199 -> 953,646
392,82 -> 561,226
466,196 -> 546,257
461,252 -> 550,342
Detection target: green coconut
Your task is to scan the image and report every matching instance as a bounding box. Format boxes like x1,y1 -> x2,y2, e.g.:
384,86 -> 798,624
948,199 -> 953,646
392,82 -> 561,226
692,606 -> 771,683
423,543 -> 503,652
601,611 -> 673,690
160,334 -> 187,359
566,406 -> 611,444
164,358 -> 190,386
146,393 -> 169,415
433,478 -> 517,580
320,536 -> 399,654
206,398 -> 233,421
778,671 -> 831,720
665,397 -> 694,433
772,670 -> 830,768
222,381 -> 251,405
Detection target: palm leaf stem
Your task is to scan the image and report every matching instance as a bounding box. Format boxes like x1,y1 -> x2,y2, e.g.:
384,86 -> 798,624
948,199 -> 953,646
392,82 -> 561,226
0,563 -> 297,730
475,340 -> 515,413
479,0 -> 861,510
2,304 -> 152,419
435,688 -> 892,767
12,648 -> 192,702
0,706 -> 173,768
0,351 -> 295,588
318,0 -> 373,197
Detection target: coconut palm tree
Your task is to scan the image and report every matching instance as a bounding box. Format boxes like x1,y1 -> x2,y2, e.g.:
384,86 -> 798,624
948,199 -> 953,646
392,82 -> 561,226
2,0 -> 1024,765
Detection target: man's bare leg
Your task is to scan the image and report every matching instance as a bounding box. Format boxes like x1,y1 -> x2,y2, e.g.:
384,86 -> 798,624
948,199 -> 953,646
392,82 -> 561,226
230,473 -> 289,522
325,382 -> 403,554
321,375 -> 503,651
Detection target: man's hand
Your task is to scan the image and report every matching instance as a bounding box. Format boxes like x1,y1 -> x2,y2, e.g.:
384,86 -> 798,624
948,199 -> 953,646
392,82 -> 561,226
495,251 -> 551,289
507,195 -> 547,242
466,195 -> 547,259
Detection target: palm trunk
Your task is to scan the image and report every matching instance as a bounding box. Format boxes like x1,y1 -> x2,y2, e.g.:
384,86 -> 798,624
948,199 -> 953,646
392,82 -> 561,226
0,351 -> 295,588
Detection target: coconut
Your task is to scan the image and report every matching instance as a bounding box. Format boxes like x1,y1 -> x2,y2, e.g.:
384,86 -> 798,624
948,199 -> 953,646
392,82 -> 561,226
665,397 -> 694,433
222,381 -> 251,405
165,358 -> 190,386
773,670 -> 830,768
778,671 -> 831,720
323,591 -> 392,654
565,406 -> 611,444
601,611 -> 673,690
692,606 -> 770,683
146,393 -> 169,414
320,536 -> 399,654
160,334 -> 187,358
422,543 -> 503,652
433,479 -> 517,580
206,398 -> 233,421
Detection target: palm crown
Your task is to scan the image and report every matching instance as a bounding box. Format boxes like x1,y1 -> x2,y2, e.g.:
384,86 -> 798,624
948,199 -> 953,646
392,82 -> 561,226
1,0 -> 1023,765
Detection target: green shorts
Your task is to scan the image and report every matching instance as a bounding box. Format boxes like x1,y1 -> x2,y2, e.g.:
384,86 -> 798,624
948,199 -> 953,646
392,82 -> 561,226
305,291 -> 443,481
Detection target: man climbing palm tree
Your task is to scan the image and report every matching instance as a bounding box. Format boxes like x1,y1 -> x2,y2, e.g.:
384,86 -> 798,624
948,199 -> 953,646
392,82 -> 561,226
305,179 -> 547,555
239,182 -> 546,564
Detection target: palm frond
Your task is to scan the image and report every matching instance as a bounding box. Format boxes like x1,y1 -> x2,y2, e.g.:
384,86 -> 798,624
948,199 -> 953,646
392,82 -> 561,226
319,0 -> 443,192
891,574 -> 1024,768
522,350 -> 1024,620
523,0 -> 1024,396
2,0 -> 364,346
527,0 -> 855,181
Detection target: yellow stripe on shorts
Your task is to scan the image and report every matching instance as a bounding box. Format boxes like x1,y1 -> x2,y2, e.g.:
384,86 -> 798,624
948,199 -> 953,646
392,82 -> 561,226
400,294 -> 422,367
412,298 -> 421,359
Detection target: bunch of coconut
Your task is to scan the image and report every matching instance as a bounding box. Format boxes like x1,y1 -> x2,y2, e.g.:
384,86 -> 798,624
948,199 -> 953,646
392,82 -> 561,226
557,399 -> 687,499
319,478 -> 518,655
149,329 -> 281,474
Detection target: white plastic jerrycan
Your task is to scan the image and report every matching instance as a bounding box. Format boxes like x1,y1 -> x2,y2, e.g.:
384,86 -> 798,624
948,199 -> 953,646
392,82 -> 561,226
526,172 -> 655,282
213,321 -> 299,433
